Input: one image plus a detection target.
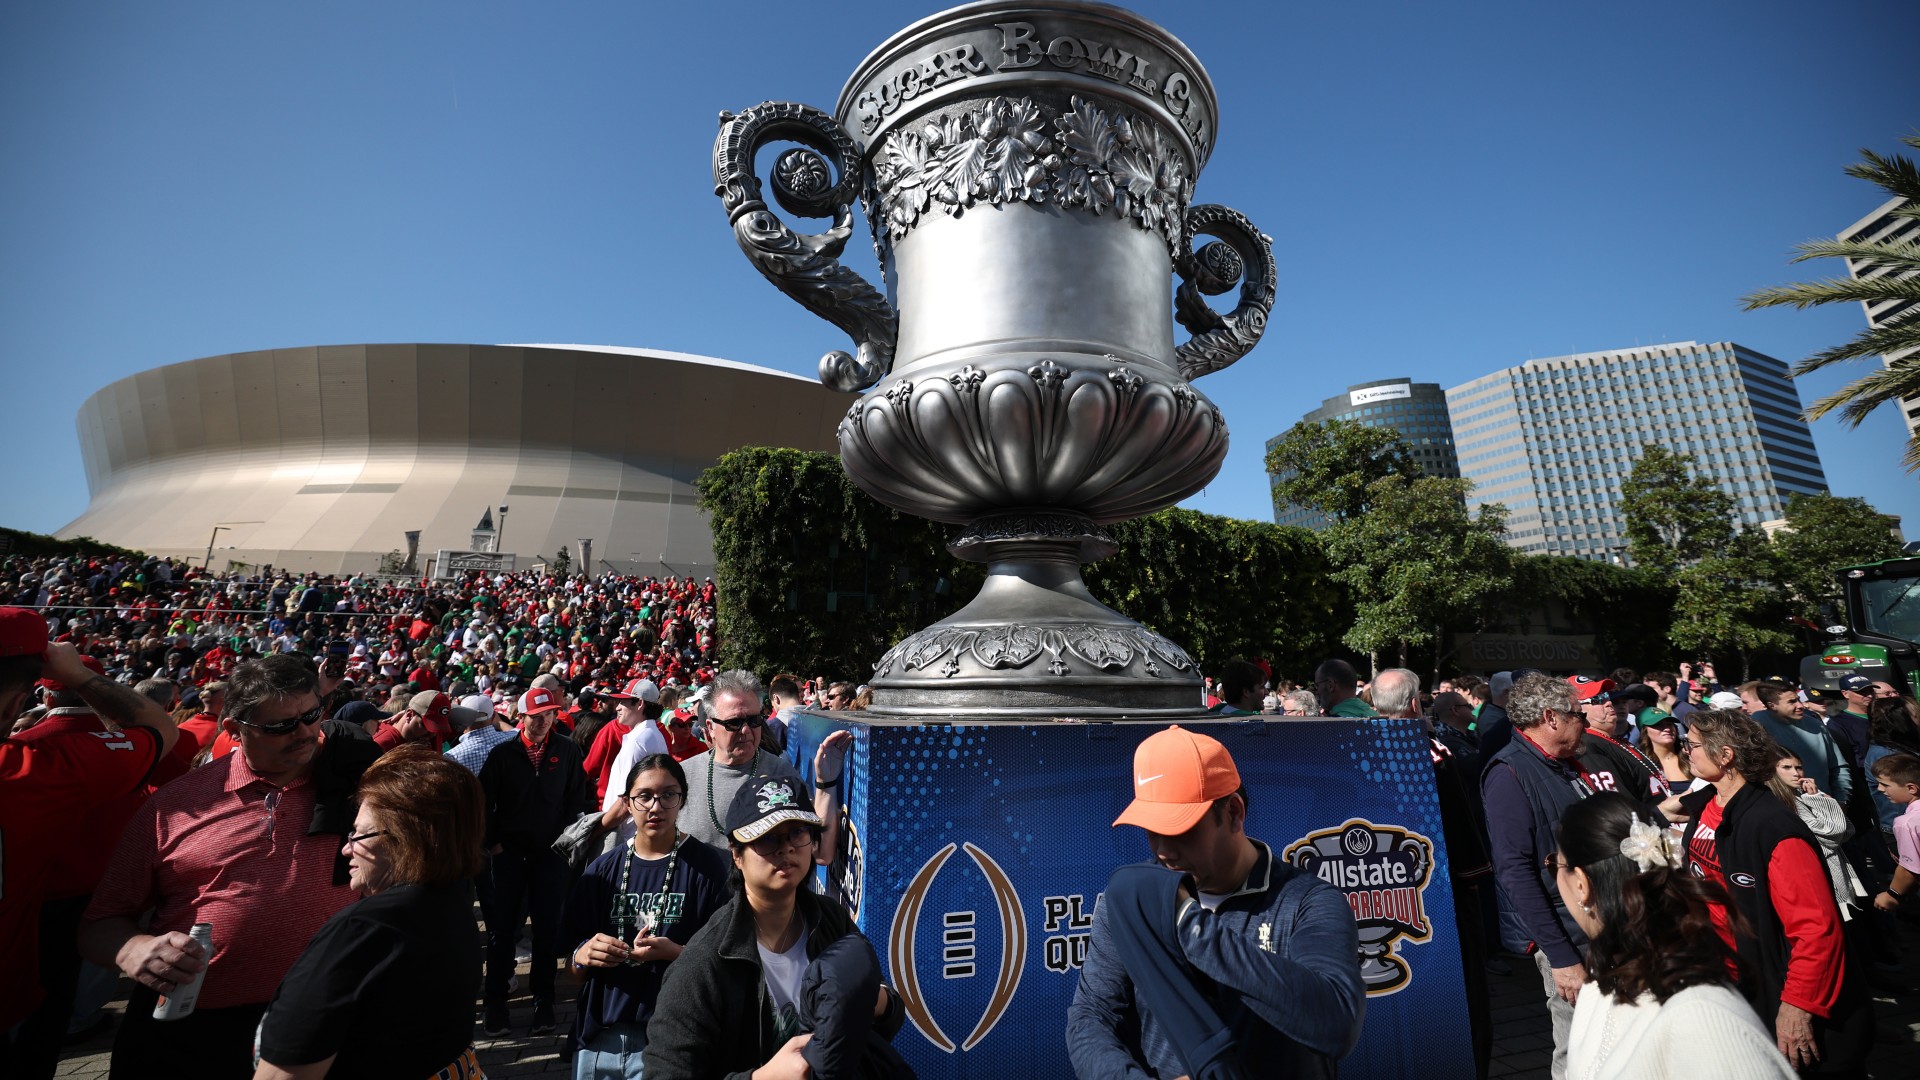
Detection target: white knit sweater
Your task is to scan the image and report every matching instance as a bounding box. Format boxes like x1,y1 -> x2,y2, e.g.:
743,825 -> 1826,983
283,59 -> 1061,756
1567,982 -> 1797,1080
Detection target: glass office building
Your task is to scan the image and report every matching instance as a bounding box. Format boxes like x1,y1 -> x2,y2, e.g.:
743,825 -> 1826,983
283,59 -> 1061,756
1447,341 -> 1828,559
1265,378 -> 1460,530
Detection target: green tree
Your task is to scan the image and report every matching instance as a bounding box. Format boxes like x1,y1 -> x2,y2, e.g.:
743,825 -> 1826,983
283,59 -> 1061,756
1322,475 -> 1513,673
1767,492 -> 1904,621
1264,418 -> 1418,523
549,546 -> 572,578
1670,527 -> 1795,681
1742,134 -> 1920,468
1618,445 -> 1734,577
0,527 -> 146,560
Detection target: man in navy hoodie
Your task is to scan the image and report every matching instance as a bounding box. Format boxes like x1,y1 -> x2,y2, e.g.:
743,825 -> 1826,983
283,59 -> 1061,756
1067,726 -> 1365,1079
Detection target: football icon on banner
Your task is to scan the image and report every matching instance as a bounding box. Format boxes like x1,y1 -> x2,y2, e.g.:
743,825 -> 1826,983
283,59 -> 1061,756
888,842 -> 1027,1053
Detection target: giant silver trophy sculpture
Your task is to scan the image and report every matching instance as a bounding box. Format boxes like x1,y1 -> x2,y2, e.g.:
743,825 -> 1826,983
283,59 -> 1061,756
714,1 -> 1274,717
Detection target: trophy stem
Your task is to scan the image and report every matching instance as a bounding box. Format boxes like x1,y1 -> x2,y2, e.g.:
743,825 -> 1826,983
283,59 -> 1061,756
866,512 -> 1201,719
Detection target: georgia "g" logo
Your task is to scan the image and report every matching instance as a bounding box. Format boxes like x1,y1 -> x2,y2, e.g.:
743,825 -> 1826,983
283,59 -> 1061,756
888,843 -> 1026,1053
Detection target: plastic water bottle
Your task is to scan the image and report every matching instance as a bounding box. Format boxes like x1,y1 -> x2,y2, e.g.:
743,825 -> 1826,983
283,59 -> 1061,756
152,922 -> 214,1021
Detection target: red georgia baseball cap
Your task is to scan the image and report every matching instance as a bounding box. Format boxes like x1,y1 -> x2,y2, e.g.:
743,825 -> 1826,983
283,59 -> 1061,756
1566,676 -> 1616,701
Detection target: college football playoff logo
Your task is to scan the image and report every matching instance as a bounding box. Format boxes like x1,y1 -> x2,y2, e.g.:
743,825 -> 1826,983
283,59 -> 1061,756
888,842 -> 1026,1053
1283,819 -> 1435,995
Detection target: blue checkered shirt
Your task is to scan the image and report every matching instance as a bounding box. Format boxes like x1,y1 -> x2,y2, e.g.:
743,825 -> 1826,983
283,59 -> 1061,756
445,726 -> 517,775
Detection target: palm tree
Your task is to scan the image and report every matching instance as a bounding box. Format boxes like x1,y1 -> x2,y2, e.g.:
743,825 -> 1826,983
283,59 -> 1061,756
1742,133 -> 1920,467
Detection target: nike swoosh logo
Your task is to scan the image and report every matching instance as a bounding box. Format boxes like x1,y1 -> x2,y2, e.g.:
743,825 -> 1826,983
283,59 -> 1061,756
1136,773 -> 1163,786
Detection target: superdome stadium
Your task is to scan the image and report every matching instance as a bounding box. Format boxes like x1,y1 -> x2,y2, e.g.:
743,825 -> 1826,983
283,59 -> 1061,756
56,343 -> 850,576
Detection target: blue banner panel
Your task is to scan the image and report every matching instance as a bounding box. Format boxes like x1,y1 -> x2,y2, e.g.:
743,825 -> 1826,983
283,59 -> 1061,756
787,714 -> 1474,1080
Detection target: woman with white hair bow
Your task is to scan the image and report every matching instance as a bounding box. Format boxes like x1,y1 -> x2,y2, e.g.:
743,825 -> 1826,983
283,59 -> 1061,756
1551,792 -> 1794,1079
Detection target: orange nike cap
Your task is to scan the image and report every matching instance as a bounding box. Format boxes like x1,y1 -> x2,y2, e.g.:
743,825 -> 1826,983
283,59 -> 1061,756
1113,725 -> 1242,835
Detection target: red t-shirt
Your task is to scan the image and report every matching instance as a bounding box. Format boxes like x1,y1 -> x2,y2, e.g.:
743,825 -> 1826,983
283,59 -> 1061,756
0,724 -> 162,1028
584,719 -> 631,803
13,711 -> 156,900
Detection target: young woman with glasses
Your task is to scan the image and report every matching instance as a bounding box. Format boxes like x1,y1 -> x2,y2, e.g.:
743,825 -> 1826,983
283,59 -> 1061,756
643,775 -> 906,1080
562,753 -> 730,1080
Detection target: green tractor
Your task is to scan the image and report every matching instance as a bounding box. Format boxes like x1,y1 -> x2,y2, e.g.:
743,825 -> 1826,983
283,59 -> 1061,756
1802,555 -> 1920,699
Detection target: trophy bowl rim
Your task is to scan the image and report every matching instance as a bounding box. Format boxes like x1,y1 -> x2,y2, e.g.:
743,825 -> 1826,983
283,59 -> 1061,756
834,0 -> 1220,166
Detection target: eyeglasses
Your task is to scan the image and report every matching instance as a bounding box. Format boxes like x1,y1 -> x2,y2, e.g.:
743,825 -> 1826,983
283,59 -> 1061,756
709,714 -> 766,732
1543,852 -> 1570,874
747,826 -> 819,857
1685,738 -> 1709,753
345,828 -> 388,847
625,790 -> 685,808
235,703 -> 326,736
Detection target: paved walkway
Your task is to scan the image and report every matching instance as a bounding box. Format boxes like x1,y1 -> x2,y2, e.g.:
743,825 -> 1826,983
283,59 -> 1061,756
55,923 -> 1920,1078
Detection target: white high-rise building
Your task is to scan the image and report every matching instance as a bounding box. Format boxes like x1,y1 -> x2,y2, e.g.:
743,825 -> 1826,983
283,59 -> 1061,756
1838,197 -> 1919,436
1447,341 -> 1829,560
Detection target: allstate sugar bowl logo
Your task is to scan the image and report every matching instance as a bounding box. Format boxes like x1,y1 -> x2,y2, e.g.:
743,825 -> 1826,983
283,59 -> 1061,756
1284,819 -> 1435,995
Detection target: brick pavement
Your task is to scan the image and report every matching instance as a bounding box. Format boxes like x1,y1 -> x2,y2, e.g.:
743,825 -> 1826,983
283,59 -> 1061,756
54,927 -> 1920,1078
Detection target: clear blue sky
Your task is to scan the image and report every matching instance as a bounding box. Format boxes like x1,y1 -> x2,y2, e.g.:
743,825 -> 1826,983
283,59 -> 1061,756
3,0 -> 1916,538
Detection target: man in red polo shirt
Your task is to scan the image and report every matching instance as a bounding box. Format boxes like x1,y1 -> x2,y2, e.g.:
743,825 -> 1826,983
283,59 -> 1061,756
0,615 -> 176,1080
79,654 -> 371,1079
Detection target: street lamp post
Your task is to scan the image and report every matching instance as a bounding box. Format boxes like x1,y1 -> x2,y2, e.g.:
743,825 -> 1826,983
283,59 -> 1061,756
497,505 -> 510,554
203,521 -> 262,569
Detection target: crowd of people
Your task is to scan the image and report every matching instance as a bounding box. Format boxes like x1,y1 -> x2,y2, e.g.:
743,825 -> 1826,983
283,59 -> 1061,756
2,549 -> 1917,1079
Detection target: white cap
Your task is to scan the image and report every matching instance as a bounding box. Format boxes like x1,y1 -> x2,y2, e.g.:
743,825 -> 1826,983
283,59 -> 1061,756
459,693 -> 495,718
1708,691 -> 1745,710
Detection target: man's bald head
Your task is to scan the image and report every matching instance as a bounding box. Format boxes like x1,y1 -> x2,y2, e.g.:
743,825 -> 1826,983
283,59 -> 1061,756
1370,668 -> 1421,717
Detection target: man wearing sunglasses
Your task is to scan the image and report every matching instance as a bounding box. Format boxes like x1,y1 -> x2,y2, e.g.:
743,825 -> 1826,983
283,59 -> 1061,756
79,653 -> 379,1080
677,671 -> 851,859
1569,676 -> 1619,737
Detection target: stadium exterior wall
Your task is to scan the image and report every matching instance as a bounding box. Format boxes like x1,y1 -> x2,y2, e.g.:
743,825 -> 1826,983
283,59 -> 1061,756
57,344 -> 849,577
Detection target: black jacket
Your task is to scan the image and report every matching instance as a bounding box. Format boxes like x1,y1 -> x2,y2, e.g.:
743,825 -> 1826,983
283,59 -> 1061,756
479,734 -> 589,854
312,718 -> 381,886
1678,782 -> 1831,1028
643,889 -> 906,1080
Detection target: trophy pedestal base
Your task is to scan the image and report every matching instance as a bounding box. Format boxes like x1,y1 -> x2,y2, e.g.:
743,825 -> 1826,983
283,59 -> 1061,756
785,711 -> 1475,1079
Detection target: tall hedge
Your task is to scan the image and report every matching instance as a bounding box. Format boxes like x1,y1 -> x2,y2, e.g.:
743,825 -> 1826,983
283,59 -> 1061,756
694,448 -> 984,680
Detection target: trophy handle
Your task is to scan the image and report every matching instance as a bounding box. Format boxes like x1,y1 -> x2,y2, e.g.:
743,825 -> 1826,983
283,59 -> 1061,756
1172,204 -> 1277,381
714,102 -> 898,393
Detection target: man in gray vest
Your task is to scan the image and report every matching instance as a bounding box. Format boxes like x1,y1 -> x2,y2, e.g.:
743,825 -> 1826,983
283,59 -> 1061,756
1480,673 -> 1592,1080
